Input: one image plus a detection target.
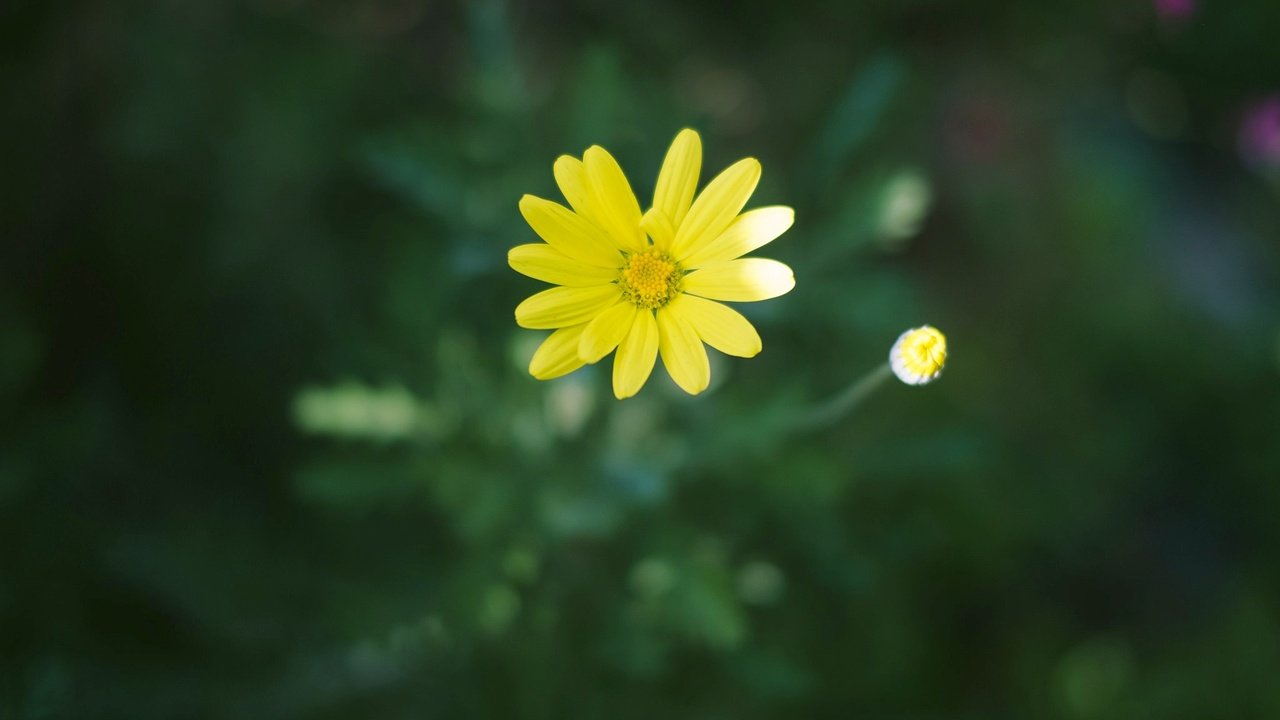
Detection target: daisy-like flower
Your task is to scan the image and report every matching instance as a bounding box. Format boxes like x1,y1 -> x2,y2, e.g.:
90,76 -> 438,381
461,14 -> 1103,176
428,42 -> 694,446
889,325 -> 947,385
509,129 -> 796,399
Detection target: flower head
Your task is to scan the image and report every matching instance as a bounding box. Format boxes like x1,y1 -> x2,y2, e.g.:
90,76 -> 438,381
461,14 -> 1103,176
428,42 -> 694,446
510,130 -> 795,399
889,325 -> 947,386
1238,96 -> 1280,168
1154,0 -> 1195,20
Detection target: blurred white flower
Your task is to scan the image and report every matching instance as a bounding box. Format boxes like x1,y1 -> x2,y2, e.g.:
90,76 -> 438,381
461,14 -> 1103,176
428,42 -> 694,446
890,325 -> 948,385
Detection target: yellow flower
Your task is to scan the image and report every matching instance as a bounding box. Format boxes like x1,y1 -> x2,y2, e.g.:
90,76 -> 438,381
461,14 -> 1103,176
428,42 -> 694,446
889,325 -> 947,385
510,129 -> 796,399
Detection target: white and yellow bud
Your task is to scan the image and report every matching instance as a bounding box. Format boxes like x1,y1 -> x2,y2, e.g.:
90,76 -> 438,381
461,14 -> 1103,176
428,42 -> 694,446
889,325 -> 947,385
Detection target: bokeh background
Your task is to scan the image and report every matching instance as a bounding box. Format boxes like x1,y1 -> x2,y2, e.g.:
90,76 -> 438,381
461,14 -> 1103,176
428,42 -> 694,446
4,0 -> 1280,717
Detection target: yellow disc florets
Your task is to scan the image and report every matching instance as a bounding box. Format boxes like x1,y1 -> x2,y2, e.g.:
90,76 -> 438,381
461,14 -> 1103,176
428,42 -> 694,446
619,249 -> 683,309
890,325 -> 947,385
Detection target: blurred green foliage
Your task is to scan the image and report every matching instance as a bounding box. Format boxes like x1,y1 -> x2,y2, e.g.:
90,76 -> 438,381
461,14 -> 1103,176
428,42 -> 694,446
3,0 -> 1280,718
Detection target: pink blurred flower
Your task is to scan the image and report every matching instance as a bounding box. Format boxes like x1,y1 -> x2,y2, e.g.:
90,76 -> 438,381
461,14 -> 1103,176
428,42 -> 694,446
1238,97 -> 1280,167
1154,0 -> 1195,20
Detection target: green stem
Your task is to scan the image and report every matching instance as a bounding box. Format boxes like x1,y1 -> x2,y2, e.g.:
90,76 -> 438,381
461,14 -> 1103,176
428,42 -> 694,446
798,363 -> 893,431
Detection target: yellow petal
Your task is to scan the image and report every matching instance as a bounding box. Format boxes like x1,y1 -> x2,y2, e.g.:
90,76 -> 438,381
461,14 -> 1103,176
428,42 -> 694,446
529,324 -> 588,380
670,158 -> 761,261
508,244 -> 619,286
652,128 -> 702,229
583,146 -> 647,253
519,195 -> 622,268
666,294 -> 761,357
612,310 -> 658,399
683,258 -> 795,302
553,155 -> 602,227
640,208 -> 677,252
681,206 -> 794,269
890,325 -> 947,385
578,301 -> 639,363
515,284 -> 620,329
656,306 -> 710,395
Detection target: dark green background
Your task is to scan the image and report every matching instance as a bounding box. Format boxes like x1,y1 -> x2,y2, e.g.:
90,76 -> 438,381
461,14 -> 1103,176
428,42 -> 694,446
3,0 -> 1279,717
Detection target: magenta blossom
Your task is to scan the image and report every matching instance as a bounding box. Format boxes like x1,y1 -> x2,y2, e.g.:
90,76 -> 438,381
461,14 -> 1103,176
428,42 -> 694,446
1154,0 -> 1195,20
1239,97 -> 1280,167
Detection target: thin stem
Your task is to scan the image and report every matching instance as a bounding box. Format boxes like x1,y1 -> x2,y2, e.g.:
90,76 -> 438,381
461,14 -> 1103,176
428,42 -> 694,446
797,363 -> 893,431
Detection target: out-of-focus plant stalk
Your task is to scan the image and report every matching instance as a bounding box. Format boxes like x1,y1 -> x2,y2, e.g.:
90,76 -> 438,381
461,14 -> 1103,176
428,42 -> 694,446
798,363 -> 893,430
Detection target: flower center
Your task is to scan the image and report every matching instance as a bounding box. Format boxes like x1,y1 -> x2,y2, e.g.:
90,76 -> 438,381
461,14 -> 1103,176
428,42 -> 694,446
896,326 -> 947,381
619,250 -> 683,309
